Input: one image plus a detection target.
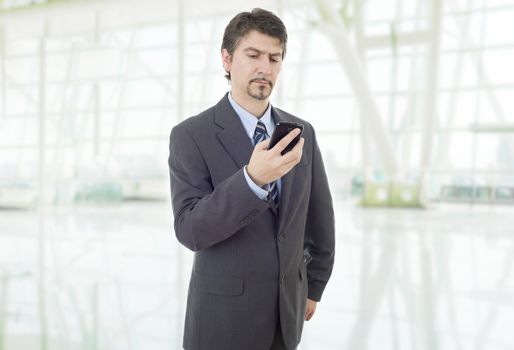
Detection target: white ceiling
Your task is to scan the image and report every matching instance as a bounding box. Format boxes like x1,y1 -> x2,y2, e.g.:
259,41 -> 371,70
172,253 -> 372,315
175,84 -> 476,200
0,0 -> 311,41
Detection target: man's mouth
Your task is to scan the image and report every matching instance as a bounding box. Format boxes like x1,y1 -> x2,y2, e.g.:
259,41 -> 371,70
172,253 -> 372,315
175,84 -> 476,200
251,79 -> 271,86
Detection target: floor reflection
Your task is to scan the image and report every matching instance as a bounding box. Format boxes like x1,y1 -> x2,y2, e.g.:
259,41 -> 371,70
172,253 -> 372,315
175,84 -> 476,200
1,201 -> 514,349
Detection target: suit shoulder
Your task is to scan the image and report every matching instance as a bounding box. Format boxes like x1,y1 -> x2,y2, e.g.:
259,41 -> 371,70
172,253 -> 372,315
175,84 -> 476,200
170,106 -> 217,146
274,107 -> 315,135
173,105 -> 215,132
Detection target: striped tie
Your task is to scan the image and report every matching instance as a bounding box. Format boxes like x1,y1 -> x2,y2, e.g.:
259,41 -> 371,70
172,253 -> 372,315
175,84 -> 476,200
253,121 -> 279,208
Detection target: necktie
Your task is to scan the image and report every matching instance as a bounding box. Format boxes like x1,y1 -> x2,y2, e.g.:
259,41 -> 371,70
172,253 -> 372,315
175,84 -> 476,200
253,121 -> 279,208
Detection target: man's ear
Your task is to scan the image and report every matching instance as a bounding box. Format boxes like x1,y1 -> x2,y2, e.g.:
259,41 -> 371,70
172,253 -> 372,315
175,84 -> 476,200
221,49 -> 232,73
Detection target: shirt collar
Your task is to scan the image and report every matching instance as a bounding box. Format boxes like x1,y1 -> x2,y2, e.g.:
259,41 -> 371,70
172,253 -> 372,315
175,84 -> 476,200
227,92 -> 275,139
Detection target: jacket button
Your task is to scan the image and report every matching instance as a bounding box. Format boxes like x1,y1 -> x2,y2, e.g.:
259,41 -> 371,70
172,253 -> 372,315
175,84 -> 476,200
280,274 -> 285,286
277,234 -> 284,242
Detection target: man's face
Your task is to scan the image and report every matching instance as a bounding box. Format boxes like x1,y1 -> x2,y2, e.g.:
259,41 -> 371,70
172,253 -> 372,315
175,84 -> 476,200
222,30 -> 283,102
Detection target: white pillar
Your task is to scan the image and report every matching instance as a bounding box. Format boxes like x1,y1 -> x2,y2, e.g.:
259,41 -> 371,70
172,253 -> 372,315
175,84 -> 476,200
37,19 -> 49,350
0,272 -> 7,350
176,2 -> 186,349
353,0 -> 371,177
420,0 -> 443,182
38,22 -> 47,205
0,25 -> 5,120
177,0 -> 185,122
314,0 -> 399,177
94,12 -> 101,156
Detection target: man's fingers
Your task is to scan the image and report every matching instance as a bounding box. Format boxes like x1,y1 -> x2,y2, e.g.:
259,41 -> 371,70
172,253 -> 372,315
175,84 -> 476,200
250,134 -> 302,185
304,298 -> 317,321
304,308 -> 314,321
271,128 -> 301,154
255,139 -> 270,150
281,137 -> 304,163
289,137 -> 304,156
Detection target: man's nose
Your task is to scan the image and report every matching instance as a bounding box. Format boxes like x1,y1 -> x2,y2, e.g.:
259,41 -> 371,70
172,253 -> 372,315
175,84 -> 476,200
257,57 -> 272,75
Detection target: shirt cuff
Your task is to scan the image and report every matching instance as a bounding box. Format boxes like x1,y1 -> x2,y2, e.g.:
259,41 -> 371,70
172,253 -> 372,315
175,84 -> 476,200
243,165 -> 269,200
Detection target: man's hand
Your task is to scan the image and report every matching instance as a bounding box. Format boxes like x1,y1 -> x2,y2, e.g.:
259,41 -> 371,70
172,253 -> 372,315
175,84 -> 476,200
247,128 -> 304,187
305,298 -> 317,321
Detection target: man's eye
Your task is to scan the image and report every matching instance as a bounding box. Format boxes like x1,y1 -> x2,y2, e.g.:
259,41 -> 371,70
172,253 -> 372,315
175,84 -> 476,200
248,54 -> 258,58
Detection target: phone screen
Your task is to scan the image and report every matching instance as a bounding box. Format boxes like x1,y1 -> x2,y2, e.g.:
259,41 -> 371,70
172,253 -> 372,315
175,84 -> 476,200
268,122 -> 304,155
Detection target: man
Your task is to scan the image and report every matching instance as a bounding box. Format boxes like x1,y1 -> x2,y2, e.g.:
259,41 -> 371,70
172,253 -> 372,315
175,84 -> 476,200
168,8 -> 335,350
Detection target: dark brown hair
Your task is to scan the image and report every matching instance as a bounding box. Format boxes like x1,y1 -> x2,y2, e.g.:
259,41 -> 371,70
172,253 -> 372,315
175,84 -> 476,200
221,8 -> 288,81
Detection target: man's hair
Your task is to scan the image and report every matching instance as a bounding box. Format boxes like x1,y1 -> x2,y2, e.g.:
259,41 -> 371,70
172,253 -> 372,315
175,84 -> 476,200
221,8 -> 288,81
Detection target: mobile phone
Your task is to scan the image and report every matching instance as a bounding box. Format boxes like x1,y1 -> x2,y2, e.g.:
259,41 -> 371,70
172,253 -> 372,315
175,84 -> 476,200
268,122 -> 304,155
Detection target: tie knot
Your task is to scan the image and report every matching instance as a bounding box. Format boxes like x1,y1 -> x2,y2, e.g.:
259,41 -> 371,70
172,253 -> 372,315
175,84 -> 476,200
253,121 -> 268,145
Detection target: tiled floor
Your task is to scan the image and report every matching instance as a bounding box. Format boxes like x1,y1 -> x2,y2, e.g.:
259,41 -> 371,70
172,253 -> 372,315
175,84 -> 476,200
1,200 -> 514,349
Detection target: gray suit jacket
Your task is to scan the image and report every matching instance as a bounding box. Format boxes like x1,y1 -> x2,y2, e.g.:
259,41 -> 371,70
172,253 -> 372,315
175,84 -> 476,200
168,94 -> 335,350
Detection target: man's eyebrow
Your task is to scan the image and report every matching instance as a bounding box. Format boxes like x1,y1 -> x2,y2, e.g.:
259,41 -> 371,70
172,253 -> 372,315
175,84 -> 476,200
244,47 -> 282,56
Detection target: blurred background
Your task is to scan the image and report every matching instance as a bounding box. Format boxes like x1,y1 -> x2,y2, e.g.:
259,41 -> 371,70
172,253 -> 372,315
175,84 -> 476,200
1,0 -> 514,349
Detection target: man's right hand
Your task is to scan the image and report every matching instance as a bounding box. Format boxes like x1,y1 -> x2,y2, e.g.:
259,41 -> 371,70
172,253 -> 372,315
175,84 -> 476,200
247,128 -> 304,187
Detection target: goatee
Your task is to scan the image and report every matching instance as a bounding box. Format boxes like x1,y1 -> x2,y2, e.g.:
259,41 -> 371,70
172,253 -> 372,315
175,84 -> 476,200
247,79 -> 273,100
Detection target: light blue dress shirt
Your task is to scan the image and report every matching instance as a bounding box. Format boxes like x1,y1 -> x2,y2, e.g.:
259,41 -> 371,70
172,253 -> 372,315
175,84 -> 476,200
227,92 -> 282,201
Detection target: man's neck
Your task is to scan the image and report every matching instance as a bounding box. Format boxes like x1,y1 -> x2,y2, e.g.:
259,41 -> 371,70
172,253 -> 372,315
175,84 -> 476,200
230,91 -> 269,118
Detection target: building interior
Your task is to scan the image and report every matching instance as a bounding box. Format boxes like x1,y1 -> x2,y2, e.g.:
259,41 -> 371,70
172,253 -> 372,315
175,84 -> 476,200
1,0 -> 514,349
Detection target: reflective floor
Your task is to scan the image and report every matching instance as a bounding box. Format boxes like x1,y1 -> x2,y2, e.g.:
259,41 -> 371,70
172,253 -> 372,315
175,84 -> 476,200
1,201 -> 514,350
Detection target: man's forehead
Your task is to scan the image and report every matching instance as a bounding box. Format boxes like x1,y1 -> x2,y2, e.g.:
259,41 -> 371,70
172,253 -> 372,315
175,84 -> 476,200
236,31 -> 283,53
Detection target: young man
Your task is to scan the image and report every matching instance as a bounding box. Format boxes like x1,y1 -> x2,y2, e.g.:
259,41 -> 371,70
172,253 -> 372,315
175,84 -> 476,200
169,8 -> 335,350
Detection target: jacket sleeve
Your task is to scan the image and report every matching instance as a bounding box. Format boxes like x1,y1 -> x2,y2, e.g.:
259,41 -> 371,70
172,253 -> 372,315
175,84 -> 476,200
304,126 -> 336,301
168,124 -> 270,251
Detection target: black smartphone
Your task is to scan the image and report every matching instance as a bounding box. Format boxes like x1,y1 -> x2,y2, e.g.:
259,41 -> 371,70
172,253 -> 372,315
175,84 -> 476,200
268,122 -> 304,155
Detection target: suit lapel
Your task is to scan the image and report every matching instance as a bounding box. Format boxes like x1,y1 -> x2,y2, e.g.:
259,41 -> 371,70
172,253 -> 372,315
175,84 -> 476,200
272,107 -> 296,228
214,94 -> 254,169
213,95 -> 298,225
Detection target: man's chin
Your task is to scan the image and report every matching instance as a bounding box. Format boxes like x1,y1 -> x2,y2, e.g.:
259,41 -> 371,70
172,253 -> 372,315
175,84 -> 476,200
247,86 -> 271,101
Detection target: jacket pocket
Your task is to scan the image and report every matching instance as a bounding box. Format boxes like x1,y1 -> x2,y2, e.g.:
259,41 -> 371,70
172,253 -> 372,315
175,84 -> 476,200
193,271 -> 245,296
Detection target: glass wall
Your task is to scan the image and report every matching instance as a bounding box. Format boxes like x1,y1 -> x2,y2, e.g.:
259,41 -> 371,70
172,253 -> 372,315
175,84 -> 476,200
2,0 -> 512,207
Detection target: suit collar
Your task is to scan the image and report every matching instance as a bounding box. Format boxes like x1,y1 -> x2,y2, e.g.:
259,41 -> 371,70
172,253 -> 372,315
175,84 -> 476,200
214,92 -> 291,128
227,92 -> 274,139
214,93 -> 297,222
270,105 -> 288,124
214,93 -> 254,169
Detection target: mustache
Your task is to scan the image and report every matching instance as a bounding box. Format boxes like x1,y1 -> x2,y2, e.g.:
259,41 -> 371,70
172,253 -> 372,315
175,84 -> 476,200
249,78 -> 273,87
